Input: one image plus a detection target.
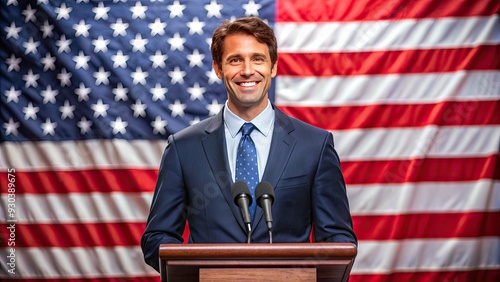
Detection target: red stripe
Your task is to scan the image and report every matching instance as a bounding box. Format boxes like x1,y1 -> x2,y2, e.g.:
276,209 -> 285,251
278,101 -> 500,130
2,212 -> 497,248
1,278 -> 159,282
342,155 -> 500,184
277,0 -> 499,22
278,46 -> 500,76
350,269 -> 500,282
0,168 -> 158,194
0,222 -> 145,247
354,212 -> 500,240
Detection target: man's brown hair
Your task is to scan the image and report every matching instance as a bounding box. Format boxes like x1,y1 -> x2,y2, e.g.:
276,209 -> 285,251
211,17 -> 278,69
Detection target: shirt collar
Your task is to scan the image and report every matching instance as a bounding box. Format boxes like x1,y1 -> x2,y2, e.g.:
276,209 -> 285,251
224,100 -> 274,138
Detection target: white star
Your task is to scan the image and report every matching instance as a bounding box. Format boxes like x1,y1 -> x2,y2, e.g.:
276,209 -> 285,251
205,0 -> 223,18
41,118 -> 57,136
168,100 -> 186,117
187,49 -> 205,67
110,117 -> 128,135
130,34 -> 148,52
168,66 -> 186,84
112,83 -> 128,101
22,4 -> 37,22
243,0 -> 261,16
187,83 -> 206,100
190,116 -> 201,125
92,35 -> 110,53
206,99 -> 223,116
23,69 -> 39,88
73,19 -> 91,37
57,68 -> 72,87
37,0 -> 48,4
3,118 -> 20,136
131,67 -> 149,85
5,22 -> 22,39
23,37 -> 40,54
130,2 -> 147,19
168,0 -> 186,18
75,82 -> 91,101
151,116 -> 168,135
168,33 -> 186,51
131,100 -> 147,117
59,100 -> 75,119
55,3 -> 72,20
187,17 -> 205,35
206,69 -> 222,84
149,18 -> 167,36
91,99 -> 109,117
40,20 -> 54,38
150,83 -> 168,101
23,102 -> 39,120
92,2 -> 110,20
93,67 -> 110,85
150,50 -> 167,68
77,0 -> 89,3
56,34 -> 72,53
73,51 -> 90,69
41,85 -> 58,104
111,50 -> 129,68
5,86 -> 21,103
77,116 -> 93,134
41,53 -> 56,71
110,18 -> 128,37
7,0 -> 19,6
6,54 -> 21,72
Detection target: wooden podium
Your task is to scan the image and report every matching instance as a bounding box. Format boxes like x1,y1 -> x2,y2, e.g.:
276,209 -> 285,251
159,243 -> 357,282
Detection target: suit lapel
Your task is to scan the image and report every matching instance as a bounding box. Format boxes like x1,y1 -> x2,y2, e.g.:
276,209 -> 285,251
253,106 -> 296,227
201,111 -> 247,232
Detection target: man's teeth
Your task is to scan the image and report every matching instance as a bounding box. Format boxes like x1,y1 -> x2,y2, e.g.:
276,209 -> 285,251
239,82 -> 256,87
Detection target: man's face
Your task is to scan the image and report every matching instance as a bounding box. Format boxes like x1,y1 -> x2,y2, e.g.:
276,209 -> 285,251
213,33 -> 277,118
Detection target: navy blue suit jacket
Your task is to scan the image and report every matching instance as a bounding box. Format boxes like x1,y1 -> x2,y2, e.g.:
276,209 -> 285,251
141,105 -> 357,271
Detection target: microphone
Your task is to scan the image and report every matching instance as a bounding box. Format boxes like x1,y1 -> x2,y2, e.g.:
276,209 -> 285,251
231,181 -> 252,243
255,181 -> 275,243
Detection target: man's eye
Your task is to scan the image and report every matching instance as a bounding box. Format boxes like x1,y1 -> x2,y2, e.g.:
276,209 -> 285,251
229,58 -> 241,64
254,57 -> 265,62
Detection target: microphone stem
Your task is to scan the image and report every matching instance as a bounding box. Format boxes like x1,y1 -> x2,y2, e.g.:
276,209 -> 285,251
268,229 -> 272,244
246,223 -> 252,244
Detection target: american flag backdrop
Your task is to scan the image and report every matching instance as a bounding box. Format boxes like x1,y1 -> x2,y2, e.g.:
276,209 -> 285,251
1,0 -> 499,281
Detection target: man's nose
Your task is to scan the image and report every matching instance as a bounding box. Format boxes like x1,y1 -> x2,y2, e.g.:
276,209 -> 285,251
240,61 -> 255,76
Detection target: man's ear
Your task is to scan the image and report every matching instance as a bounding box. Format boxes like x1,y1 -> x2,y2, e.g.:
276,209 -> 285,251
212,61 -> 223,79
271,60 -> 278,78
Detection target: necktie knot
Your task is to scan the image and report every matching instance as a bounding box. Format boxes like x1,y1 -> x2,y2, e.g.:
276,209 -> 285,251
241,122 -> 255,137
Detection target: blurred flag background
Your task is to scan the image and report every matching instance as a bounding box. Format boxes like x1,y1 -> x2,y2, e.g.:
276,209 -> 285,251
1,0 -> 499,281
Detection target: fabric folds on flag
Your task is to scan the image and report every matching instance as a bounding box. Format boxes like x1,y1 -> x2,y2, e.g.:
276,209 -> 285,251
1,0 -> 499,281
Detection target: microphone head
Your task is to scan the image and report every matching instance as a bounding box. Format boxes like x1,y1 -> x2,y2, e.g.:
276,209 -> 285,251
255,181 -> 275,206
232,181 -> 252,205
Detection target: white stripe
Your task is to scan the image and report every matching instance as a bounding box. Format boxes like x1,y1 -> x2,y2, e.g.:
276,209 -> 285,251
1,126 -> 498,171
333,125 -> 500,161
0,246 -> 157,279
0,139 -> 167,171
0,192 -> 152,224
276,16 -> 500,52
352,237 -> 500,274
276,71 -> 500,106
348,180 -> 500,215
1,181 -> 497,224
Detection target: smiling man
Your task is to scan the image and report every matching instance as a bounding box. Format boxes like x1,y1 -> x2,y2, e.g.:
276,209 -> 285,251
141,17 -> 357,272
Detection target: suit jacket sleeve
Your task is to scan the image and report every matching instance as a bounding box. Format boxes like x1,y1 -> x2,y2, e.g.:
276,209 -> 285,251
141,134 -> 186,272
312,132 -> 357,245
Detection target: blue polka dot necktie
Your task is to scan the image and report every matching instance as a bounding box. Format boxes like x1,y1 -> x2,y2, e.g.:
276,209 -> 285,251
235,122 -> 258,221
